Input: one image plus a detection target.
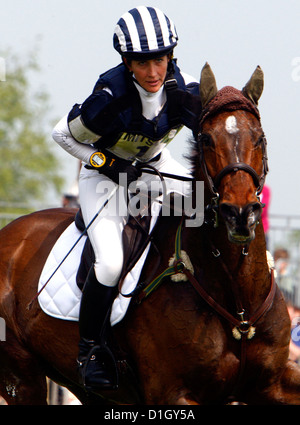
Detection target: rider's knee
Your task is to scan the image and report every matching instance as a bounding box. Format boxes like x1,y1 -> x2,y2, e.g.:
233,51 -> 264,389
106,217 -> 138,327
94,258 -> 122,287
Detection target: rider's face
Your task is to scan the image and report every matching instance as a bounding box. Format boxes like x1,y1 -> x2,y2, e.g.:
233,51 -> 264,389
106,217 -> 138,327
125,56 -> 169,93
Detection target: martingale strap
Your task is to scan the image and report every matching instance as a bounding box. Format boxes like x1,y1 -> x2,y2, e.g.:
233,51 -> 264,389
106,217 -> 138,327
137,221 -> 277,344
137,220 -> 184,302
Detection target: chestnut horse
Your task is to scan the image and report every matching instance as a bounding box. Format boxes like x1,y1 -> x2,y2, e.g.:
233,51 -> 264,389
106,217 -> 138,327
0,63 -> 300,405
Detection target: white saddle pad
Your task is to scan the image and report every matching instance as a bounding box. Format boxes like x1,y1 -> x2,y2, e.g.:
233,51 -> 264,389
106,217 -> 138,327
38,221 -> 151,326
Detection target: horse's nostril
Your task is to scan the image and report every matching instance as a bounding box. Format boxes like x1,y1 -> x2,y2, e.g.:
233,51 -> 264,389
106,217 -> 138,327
246,202 -> 262,226
219,203 -> 239,222
219,202 -> 262,244
220,202 -> 262,223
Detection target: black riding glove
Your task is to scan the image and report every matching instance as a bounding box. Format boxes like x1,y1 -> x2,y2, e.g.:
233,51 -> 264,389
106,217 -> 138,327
89,152 -> 142,187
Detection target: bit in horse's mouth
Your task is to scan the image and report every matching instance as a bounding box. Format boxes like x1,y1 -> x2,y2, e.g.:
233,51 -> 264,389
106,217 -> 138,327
227,230 -> 255,245
219,201 -> 261,245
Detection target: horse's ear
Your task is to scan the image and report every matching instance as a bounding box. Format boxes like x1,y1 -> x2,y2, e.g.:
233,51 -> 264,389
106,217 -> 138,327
199,62 -> 218,107
242,65 -> 264,105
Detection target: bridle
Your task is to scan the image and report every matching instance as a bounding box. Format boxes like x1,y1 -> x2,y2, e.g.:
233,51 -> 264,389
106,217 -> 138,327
198,132 -> 268,195
197,127 -> 269,227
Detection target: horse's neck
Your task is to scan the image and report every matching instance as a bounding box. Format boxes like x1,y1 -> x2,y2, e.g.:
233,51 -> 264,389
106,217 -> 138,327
184,221 -> 270,316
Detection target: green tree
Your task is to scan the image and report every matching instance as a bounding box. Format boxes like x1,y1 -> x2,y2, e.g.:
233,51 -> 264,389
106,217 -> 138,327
0,50 -> 63,204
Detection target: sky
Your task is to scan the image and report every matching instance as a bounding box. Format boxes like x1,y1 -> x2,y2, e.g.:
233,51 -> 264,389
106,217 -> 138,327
1,0 -> 300,221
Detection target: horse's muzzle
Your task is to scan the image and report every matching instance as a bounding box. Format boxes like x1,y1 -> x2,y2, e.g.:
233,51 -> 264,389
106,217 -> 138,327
219,202 -> 262,245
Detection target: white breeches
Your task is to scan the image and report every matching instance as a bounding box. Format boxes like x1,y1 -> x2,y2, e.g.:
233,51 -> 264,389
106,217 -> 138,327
79,149 -> 191,287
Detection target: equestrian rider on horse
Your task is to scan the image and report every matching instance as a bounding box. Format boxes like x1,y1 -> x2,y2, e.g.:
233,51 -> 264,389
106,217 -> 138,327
52,6 -> 201,391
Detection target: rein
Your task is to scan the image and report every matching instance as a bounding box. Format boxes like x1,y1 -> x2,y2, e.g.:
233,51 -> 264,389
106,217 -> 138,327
137,219 -> 185,302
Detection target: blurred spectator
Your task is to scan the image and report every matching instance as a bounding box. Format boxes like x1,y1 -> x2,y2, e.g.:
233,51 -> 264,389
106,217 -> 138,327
62,181 -> 79,208
260,185 -> 271,248
62,194 -> 79,208
274,248 -> 295,304
274,248 -> 300,363
274,248 -> 290,271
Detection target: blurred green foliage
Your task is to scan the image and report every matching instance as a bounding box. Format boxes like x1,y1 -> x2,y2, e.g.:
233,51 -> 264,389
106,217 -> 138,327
0,49 -> 63,207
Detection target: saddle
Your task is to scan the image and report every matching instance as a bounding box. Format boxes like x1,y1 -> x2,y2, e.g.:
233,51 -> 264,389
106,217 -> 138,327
74,209 -> 154,293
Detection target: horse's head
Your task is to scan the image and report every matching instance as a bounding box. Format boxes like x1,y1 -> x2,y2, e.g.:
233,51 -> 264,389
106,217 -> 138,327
194,63 -> 268,245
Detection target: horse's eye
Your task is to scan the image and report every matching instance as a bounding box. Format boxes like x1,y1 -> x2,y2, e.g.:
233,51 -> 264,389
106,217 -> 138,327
199,133 -> 212,147
255,134 -> 265,147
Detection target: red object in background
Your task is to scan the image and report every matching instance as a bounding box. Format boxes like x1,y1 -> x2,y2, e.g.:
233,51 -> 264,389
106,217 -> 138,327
260,185 -> 271,233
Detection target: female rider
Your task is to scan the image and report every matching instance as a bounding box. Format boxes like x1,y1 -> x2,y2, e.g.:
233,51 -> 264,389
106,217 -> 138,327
52,6 -> 201,391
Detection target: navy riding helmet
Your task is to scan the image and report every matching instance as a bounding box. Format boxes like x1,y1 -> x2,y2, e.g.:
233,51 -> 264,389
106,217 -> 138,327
113,6 -> 178,60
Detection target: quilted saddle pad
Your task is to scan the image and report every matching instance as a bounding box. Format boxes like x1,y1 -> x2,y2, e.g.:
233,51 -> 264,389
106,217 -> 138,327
37,221 -> 151,326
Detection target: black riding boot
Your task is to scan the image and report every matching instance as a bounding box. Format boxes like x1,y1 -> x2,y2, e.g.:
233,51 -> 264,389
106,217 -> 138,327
77,267 -> 118,391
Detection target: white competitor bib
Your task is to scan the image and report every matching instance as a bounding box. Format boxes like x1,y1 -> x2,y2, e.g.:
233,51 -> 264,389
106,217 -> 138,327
106,127 -> 182,162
